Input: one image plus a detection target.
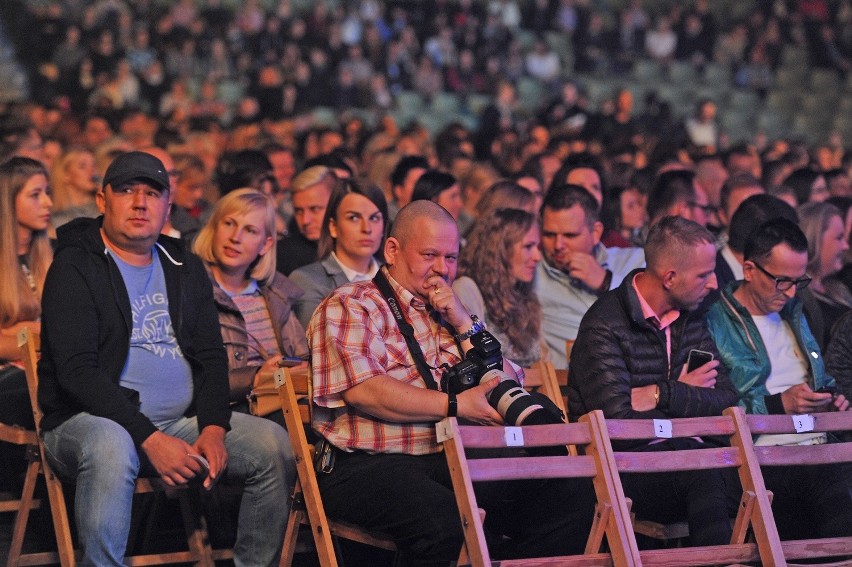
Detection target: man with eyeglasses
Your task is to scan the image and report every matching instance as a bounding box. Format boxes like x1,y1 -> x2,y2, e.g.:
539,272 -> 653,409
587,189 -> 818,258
707,217 -> 852,542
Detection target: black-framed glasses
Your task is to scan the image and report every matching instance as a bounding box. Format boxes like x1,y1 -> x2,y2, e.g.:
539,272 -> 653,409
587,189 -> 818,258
752,261 -> 811,291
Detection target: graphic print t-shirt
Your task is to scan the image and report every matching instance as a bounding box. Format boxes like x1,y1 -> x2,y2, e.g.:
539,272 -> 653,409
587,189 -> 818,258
112,250 -> 194,429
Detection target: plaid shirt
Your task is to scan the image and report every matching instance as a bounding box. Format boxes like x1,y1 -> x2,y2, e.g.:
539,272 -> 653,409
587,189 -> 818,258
309,269 -> 464,455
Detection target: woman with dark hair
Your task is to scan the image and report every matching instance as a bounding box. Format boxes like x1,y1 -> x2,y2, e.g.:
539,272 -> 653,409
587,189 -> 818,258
453,208 -> 544,366
290,178 -> 388,328
784,168 -> 829,205
411,169 -> 463,221
601,185 -> 647,248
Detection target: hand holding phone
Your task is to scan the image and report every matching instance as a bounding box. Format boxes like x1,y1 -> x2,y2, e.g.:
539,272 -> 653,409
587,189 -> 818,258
686,349 -> 714,373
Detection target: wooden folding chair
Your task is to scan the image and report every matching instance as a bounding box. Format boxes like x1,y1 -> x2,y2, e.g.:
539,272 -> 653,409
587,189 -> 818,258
15,327 -> 232,566
733,409 -> 852,566
274,367 -> 399,567
2,334 -> 44,567
602,407 -> 786,567
522,360 -> 568,417
439,409 -> 642,567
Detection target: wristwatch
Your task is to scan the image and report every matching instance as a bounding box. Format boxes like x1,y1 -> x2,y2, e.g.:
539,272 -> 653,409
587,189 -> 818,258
455,314 -> 487,342
447,391 -> 458,417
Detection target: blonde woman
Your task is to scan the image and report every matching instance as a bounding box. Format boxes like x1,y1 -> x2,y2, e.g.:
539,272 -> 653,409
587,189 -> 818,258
50,147 -> 99,229
0,157 -> 53,429
193,188 -> 308,419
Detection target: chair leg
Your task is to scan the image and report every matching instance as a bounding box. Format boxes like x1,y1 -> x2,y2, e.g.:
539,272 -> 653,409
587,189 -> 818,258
6,455 -> 40,566
177,489 -> 215,567
42,465 -> 76,566
279,506 -> 305,567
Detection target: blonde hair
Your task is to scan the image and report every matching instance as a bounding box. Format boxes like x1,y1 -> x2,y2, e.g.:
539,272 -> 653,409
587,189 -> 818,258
50,147 -> 96,211
193,188 -> 278,285
291,166 -> 336,194
0,157 -> 53,327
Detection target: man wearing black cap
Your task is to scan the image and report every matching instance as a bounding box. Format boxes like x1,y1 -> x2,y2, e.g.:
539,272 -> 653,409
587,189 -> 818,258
38,151 -> 293,566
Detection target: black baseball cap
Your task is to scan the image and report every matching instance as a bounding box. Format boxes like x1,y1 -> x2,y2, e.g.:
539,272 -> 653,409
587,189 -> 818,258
103,151 -> 170,192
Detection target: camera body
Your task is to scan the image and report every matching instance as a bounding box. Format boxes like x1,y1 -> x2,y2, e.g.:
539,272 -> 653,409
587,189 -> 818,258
440,330 -> 563,427
441,330 -> 503,395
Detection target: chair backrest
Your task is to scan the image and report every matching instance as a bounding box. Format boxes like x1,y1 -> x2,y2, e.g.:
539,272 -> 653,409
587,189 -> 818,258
439,410 -> 642,567
17,328 -> 44,438
522,360 -> 568,417
737,410 -> 852,565
602,407 -> 787,567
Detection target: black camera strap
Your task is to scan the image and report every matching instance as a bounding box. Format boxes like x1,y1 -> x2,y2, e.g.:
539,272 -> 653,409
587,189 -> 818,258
372,269 -> 440,391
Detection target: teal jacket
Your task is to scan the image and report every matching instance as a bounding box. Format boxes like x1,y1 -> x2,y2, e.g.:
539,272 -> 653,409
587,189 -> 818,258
706,282 -> 835,415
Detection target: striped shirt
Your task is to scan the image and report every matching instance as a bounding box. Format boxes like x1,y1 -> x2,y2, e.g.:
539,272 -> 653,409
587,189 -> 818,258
230,282 -> 280,365
309,269 -> 463,455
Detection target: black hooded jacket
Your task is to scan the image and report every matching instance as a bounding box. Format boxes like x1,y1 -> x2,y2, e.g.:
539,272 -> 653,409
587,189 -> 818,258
38,216 -> 230,446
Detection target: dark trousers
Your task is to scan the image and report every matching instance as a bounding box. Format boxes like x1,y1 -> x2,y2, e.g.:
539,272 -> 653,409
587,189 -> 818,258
620,439 -> 741,547
761,463 -> 852,540
317,449 -> 596,567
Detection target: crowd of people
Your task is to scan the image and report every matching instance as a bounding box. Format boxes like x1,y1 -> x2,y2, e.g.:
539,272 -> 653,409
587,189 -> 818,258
2,0 -> 852,565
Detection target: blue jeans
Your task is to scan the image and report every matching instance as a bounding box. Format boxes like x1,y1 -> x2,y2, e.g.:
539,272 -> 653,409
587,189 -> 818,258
43,412 -> 294,567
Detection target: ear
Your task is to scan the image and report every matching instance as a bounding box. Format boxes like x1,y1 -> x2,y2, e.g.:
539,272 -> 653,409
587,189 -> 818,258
328,217 -> 338,240
662,269 -> 677,290
259,234 -> 274,258
96,189 -> 106,214
741,260 -> 755,284
384,236 -> 400,265
591,220 -> 604,245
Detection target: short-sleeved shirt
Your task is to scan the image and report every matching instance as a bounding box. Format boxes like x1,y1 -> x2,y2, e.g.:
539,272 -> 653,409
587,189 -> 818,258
308,269 -> 463,455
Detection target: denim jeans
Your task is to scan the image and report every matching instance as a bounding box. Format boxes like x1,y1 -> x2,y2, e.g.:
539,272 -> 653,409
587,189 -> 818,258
44,411 -> 294,567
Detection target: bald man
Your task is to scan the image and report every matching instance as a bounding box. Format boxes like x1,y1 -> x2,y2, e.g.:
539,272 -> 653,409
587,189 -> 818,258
569,216 -> 740,547
308,201 -> 594,565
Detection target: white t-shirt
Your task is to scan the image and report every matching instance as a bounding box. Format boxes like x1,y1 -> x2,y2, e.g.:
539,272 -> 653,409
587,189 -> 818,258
752,313 -> 825,446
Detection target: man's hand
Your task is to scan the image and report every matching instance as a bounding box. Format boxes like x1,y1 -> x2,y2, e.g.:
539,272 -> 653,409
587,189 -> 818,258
193,426 -> 228,489
425,275 -> 471,330
780,383 -> 835,414
457,377 -> 504,426
832,394 -> 850,412
631,383 -> 658,411
678,359 -> 719,388
566,252 -> 606,290
140,431 -> 203,486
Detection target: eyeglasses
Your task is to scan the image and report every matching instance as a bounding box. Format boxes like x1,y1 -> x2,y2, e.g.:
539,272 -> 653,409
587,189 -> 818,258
751,261 -> 811,291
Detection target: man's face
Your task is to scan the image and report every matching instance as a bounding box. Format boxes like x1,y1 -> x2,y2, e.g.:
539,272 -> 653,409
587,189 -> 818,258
540,205 -> 600,272
680,184 -> 711,228
669,241 -> 718,311
743,244 -> 808,316
393,167 -> 426,207
566,168 -> 602,207
385,216 -> 459,302
292,183 -> 331,241
269,150 -> 296,192
98,181 -> 170,254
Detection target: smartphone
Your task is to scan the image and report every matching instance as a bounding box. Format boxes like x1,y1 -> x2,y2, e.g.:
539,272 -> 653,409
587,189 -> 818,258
686,349 -> 714,373
278,357 -> 304,368
816,385 -> 837,395
187,453 -> 209,482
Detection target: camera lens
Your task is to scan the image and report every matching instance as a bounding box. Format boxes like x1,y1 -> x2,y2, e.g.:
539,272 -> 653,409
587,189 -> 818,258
487,380 -> 547,426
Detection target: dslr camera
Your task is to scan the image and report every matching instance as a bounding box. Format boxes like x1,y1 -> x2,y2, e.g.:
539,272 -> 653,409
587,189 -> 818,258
441,331 -> 562,426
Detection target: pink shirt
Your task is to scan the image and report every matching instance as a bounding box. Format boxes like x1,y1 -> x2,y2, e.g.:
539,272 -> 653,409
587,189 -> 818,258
632,274 -> 680,375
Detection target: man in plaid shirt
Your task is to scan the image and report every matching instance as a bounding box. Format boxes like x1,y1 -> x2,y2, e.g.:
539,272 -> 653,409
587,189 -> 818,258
307,201 -> 594,566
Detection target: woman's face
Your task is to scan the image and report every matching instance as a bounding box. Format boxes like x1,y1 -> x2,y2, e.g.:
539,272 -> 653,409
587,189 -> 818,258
510,224 -> 542,284
620,188 -> 647,230
808,175 -> 830,203
16,173 -> 52,234
819,214 -> 849,276
329,194 -> 384,264
66,152 -> 97,194
212,206 -> 273,277
435,183 -> 463,220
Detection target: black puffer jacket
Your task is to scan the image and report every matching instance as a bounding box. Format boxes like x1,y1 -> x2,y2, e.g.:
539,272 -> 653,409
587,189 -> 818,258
568,270 -> 738,434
